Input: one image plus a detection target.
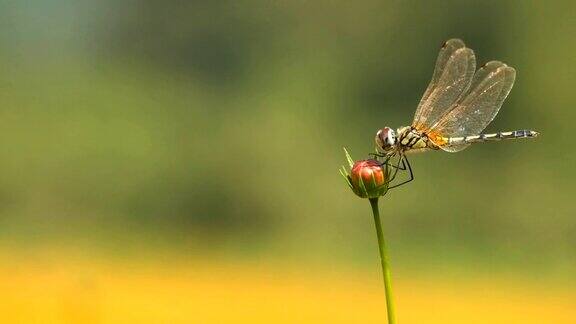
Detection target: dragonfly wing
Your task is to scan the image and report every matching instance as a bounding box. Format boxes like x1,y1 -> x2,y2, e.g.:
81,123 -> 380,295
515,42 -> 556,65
432,62 -> 516,152
412,39 -> 476,132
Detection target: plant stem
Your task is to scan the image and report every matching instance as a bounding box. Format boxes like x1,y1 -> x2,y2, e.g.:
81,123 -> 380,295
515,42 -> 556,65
369,197 -> 396,324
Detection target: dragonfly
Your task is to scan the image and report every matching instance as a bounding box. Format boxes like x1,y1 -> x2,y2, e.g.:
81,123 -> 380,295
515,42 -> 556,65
373,39 -> 539,189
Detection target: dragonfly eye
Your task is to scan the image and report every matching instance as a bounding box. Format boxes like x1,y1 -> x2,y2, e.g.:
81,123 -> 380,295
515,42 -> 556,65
375,127 -> 396,152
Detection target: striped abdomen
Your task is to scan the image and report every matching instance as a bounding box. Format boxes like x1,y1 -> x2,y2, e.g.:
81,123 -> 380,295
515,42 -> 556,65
447,129 -> 539,146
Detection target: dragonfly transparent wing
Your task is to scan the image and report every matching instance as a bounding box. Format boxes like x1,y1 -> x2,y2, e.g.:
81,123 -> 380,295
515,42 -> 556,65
412,39 -> 476,132
431,62 -> 516,152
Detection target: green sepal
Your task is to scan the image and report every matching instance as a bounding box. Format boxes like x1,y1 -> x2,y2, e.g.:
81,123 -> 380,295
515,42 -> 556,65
339,166 -> 353,189
343,147 -> 354,169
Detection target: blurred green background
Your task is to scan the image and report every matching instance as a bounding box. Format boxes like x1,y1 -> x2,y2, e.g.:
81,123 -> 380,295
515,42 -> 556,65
0,0 -> 574,322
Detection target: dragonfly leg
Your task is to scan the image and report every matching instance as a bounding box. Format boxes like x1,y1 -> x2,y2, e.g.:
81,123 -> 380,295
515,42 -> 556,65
375,152 -> 401,169
382,154 -> 406,171
369,152 -> 386,159
376,155 -> 391,167
388,155 -> 414,189
388,157 -> 406,170
383,155 -> 404,185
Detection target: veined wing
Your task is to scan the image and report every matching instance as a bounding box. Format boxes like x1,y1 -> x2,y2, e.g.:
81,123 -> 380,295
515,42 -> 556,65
412,39 -> 476,132
430,61 -> 516,152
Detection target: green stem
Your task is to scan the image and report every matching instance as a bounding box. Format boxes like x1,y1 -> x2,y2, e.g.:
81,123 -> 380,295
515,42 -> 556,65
369,197 -> 396,324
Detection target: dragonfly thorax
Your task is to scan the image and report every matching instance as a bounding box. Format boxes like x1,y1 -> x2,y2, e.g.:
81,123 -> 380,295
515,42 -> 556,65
376,126 -> 439,154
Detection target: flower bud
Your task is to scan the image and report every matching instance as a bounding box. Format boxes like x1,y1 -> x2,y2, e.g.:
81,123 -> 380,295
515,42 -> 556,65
349,159 -> 388,198
340,148 -> 389,199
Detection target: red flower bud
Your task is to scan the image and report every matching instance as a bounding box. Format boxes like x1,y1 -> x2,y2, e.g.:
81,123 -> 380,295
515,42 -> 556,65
349,160 -> 388,198
340,148 -> 389,199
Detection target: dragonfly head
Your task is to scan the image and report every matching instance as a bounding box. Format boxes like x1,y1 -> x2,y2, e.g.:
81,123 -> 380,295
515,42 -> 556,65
375,127 -> 397,153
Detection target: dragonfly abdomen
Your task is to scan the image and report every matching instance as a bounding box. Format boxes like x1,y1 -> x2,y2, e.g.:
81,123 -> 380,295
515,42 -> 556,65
447,130 -> 539,145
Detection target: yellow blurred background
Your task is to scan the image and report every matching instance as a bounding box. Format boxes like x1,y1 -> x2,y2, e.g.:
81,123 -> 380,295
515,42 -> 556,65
0,0 -> 574,323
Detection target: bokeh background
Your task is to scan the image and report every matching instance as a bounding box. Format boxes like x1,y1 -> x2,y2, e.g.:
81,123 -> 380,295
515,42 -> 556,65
0,1 -> 574,323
